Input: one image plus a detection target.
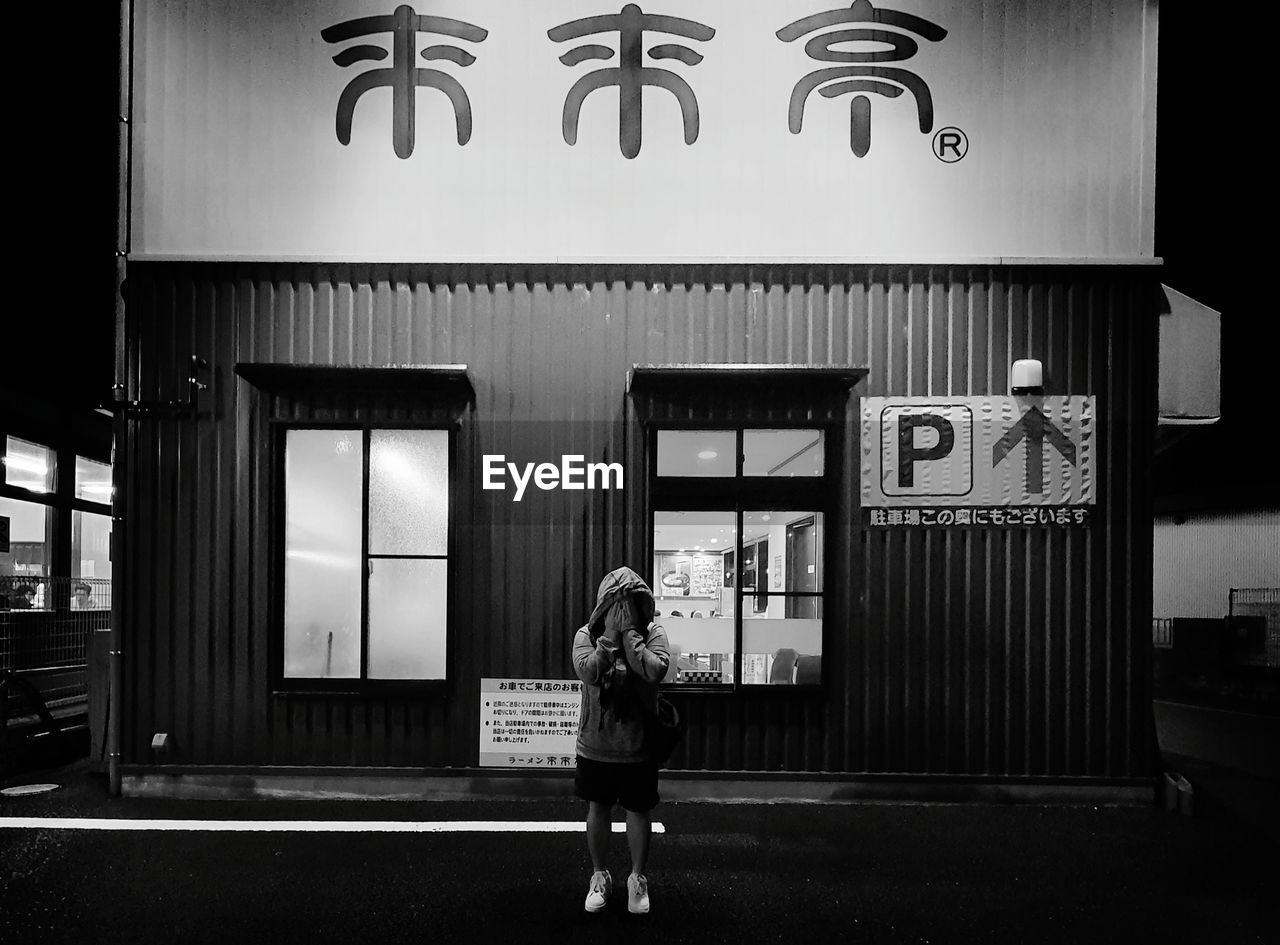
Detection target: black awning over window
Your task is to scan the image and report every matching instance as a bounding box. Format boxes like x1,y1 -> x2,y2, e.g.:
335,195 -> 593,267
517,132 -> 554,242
628,363 -> 867,395
235,363 -> 473,397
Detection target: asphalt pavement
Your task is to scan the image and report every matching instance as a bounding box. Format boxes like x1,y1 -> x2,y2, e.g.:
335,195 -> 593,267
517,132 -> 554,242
2,760 -> 1276,945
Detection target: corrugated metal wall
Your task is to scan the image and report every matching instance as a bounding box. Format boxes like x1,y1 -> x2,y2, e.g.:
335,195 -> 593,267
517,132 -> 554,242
1154,510 -> 1280,619
122,263 -> 1157,779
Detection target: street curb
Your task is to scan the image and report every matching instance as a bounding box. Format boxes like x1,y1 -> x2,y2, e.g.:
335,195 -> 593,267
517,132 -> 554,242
120,769 -> 1158,806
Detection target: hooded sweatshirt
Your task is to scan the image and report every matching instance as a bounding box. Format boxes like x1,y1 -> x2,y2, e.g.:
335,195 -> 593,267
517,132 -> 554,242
572,567 -> 671,764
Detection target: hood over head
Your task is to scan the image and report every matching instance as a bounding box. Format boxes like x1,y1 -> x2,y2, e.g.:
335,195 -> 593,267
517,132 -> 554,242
585,566 -> 656,639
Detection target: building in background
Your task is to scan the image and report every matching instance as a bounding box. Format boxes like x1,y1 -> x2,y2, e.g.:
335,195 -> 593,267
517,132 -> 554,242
1,402 -> 113,766
112,0 -> 1167,798
1147,4 -> 1278,711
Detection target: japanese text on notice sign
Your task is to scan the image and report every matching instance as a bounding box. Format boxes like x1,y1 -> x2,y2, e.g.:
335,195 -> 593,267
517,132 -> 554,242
479,678 -> 582,768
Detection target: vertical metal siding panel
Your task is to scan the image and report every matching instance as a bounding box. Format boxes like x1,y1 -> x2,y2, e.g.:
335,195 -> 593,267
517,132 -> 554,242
951,276 -> 970,773
1132,275 -> 1154,777
538,278 -> 558,682
841,292 -> 861,773
123,281 -> 143,764
1066,280 -> 1087,776
162,277 -> 183,764
533,276 -> 553,681
224,270 -> 250,758
890,268 -> 911,768
1044,280 -> 1063,773
1128,277 -> 1156,777
928,272 -> 948,772
1112,280 -> 1130,776
1102,283 -> 1119,776
481,273 -> 507,752
124,277 -> 150,763
451,277 -> 478,768
864,270 -> 888,771
965,273 -> 987,773
837,382 -> 856,772
511,271 -> 533,681
933,278 -> 954,772
187,281 -> 208,762
235,272 -> 259,763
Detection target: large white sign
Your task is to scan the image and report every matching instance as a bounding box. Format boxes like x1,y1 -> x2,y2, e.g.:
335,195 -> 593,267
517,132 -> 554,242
132,1 -> 1156,261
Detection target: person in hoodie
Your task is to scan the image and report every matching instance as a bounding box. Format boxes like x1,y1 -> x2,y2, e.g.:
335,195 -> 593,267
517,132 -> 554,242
572,566 -> 671,916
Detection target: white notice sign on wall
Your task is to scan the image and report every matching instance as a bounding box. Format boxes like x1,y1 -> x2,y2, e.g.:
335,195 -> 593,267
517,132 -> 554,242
479,678 -> 582,768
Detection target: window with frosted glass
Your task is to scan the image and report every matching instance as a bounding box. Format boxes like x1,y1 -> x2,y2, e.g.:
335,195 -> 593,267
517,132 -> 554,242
368,558 -> 447,679
367,430 -> 449,680
283,430 -> 364,678
283,428 -> 450,683
369,430 -> 448,556
3,437 -> 55,494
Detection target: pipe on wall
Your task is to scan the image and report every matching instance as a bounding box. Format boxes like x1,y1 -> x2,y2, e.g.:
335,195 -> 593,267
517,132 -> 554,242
109,0 -> 133,797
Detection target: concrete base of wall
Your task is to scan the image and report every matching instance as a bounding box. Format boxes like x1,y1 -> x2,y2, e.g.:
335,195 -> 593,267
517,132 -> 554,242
121,766 -> 1157,806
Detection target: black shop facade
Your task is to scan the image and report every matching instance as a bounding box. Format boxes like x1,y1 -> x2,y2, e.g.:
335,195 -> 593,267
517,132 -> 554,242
108,0 -> 1160,799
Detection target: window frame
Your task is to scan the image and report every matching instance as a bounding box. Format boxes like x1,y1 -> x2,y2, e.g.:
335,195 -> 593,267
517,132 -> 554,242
269,420 -> 458,695
646,420 -> 839,693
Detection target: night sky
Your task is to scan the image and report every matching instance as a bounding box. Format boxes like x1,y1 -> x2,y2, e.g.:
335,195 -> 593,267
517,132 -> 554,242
2,3 -> 1269,508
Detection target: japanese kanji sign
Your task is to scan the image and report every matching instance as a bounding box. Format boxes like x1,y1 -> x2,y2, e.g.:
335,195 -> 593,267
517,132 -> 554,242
132,1 -> 1156,261
479,678 -> 582,768
321,6 -> 488,158
777,1 -> 946,157
861,396 -> 1096,526
549,4 -> 715,159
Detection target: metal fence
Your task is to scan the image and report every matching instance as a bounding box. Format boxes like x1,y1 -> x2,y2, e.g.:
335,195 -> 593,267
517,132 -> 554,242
1229,588 -> 1280,669
2,576 -> 111,709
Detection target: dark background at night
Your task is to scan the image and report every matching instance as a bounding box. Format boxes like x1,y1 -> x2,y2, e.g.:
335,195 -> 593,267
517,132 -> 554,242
1,4 -> 1272,510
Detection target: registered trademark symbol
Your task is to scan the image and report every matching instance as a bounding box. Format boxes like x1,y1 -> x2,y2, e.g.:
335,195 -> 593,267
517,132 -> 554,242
932,126 -> 968,163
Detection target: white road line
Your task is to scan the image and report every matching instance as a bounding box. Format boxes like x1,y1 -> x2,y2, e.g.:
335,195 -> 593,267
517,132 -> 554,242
0,818 -> 665,833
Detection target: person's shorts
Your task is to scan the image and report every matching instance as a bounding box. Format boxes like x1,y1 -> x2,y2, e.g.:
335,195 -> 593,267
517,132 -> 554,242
574,756 -> 660,813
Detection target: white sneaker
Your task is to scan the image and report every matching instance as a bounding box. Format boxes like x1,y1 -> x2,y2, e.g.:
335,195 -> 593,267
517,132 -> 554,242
627,872 -> 650,914
584,870 -> 612,913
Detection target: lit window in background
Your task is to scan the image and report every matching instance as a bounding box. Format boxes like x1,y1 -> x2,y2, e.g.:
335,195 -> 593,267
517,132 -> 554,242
0,496 -> 52,580
75,456 -> 114,502
73,510 -> 113,582
3,437 -> 55,494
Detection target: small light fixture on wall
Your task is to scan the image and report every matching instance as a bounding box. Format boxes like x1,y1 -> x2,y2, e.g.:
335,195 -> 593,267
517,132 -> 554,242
151,732 -> 172,763
1011,358 -> 1044,396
